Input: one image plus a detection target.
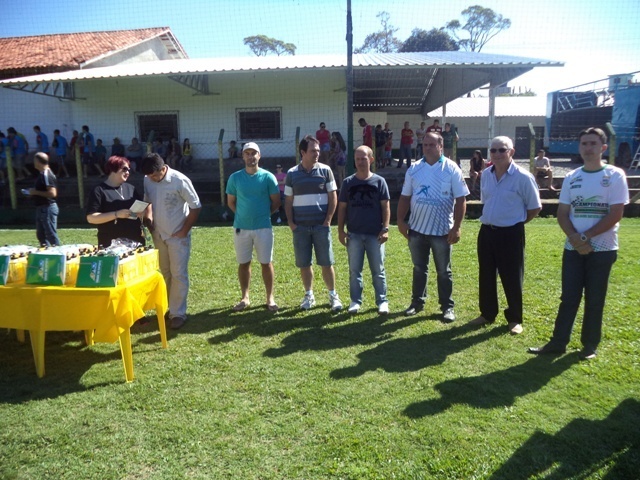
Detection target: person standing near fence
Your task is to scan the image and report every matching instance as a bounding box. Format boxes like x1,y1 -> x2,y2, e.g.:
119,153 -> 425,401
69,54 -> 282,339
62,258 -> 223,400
415,121 -> 426,161
52,129 -> 70,178
338,145 -> 390,315
528,127 -> 629,360
24,152 -> 61,247
398,121 -> 413,169
442,123 -> 459,165
285,135 -> 343,312
142,152 -> 201,330
226,142 -> 281,312
468,136 -> 541,335
316,122 -> 332,167
397,132 -> 469,322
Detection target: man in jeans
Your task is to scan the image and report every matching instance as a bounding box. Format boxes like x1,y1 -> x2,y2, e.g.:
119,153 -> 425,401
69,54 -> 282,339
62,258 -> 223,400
285,135 -> 342,311
143,153 -> 201,329
529,127 -> 628,360
337,145 -> 390,315
397,132 -> 469,322
26,152 -> 61,247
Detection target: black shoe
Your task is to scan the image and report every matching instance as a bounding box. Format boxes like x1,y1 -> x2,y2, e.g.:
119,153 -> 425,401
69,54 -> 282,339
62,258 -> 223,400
404,304 -> 423,316
579,349 -> 597,360
528,344 -> 566,355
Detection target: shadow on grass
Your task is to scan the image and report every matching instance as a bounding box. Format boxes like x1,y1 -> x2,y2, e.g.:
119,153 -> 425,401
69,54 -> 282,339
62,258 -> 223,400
329,323 -> 504,379
490,398 -> 640,479
0,331 -> 120,404
203,305 -> 353,346
403,353 -> 579,418
264,312 -> 425,357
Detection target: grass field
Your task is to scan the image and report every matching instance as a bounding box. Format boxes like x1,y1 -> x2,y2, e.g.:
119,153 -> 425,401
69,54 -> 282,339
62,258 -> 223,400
1,218 -> 639,479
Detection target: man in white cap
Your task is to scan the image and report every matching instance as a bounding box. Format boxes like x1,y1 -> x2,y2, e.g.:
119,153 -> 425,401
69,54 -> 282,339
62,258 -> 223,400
226,142 -> 281,312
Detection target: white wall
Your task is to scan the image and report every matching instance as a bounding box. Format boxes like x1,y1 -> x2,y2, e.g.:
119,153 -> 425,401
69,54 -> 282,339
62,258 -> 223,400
0,88 -> 74,154
2,68 -> 348,160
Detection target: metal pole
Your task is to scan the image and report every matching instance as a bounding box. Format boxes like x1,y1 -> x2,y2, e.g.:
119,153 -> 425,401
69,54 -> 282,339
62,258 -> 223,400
5,145 -> 17,209
75,144 -> 84,208
528,123 -> 536,173
218,129 -> 225,205
346,0 -> 354,176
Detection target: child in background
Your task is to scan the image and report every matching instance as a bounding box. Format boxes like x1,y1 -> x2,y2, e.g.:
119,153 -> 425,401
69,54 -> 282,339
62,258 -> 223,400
228,140 -> 239,159
330,131 -> 347,188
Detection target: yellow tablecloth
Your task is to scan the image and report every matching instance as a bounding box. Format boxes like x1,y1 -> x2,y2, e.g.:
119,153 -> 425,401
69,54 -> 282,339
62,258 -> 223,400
0,271 -> 168,382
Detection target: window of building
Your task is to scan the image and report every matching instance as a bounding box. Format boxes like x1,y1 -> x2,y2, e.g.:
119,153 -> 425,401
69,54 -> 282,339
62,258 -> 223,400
135,112 -> 179,143
237,108 -> 282,140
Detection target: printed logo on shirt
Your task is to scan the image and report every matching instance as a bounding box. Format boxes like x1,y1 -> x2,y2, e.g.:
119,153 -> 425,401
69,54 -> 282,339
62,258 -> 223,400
417,185 -> 431,198
601,175 -> 611,187
569,176 -> 583,185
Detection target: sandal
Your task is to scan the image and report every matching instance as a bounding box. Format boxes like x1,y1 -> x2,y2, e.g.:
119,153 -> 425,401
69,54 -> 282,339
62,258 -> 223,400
233,300 -> 250,311
266,304 -> 279,312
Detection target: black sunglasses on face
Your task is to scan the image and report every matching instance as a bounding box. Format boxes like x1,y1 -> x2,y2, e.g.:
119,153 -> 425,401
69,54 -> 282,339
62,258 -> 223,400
490,148 -> 509,153
121,167 -> 131,173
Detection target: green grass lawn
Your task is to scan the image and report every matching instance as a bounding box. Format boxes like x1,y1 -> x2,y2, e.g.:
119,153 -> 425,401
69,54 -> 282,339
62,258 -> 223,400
1,218 -> 639,479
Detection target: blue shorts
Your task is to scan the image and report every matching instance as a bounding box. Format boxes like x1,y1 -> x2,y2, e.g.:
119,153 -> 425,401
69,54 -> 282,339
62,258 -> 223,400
292,225 -> 334,268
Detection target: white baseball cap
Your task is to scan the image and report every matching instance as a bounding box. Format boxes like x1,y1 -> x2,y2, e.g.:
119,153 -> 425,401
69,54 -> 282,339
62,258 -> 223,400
242,142 -> 260,154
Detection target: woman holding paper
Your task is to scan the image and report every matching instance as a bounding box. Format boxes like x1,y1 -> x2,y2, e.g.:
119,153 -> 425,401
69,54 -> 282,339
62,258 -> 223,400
86,156 -> 147,247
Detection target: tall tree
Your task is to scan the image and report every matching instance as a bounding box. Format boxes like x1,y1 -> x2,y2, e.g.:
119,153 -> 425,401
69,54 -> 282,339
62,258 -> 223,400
445,5 -> 511,52
243,35 -> 296,56
400,28 -> 459,52
354,11 -> 402,54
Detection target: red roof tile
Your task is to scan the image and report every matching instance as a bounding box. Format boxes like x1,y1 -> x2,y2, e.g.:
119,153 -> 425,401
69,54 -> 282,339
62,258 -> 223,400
0,28 -> 185,79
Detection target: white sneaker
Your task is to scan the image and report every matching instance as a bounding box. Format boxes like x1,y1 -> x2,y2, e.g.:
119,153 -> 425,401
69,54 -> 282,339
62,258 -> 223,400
300,293 -> 316,310
377,302 -> 389,315
347,302 -> 361,314
329,293 -> 343,312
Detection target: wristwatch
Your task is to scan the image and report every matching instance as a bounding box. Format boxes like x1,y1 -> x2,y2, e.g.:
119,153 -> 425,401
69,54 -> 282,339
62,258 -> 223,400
580,233 -> 588,242
380,227 -> 389,233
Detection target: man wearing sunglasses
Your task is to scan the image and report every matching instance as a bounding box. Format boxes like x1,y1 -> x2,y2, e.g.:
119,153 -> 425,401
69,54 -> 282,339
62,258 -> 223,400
468,136 -> 541,335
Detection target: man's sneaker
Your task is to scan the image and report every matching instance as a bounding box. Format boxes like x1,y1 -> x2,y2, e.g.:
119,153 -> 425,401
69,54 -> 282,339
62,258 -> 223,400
442,308 -> 456,323
170,316 -> 187,330
347,302 -> 361,314
377,302 -> 389,315
300,293 -> 316,310
404,304 -> 423,316
579,349 -> 597,360
329,293 -> 343,312
528,344 -> 566,355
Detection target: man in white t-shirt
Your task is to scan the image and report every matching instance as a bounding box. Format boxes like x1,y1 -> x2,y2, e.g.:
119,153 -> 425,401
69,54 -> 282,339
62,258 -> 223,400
529,127 -> 629,360
143,153 -> 201,329
396,132 -> 469,322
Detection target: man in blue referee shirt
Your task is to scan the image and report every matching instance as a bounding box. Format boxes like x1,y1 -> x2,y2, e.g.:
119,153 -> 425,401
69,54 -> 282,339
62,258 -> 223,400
396,132 -> 469,323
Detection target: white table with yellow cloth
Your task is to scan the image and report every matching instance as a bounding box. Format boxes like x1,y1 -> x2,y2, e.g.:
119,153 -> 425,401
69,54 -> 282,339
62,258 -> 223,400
0,271 -> 168,382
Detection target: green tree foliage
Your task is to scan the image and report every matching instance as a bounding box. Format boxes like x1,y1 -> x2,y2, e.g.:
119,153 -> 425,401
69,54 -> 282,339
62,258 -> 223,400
445,5 -> 511,52
400,28 -> 459,52
243,35 -> 296,56
354,11 -> 402,54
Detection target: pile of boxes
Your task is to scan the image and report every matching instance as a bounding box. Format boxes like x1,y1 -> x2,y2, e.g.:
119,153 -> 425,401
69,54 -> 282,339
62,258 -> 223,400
0,243 -> 158,287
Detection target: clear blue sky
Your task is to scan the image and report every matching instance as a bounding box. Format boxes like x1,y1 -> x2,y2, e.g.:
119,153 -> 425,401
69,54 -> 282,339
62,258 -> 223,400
2,0 -> 639,97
